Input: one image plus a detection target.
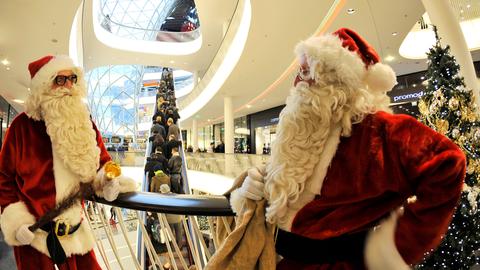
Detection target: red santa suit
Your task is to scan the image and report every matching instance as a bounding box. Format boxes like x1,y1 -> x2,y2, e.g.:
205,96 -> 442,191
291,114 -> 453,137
275,111 -> 465,270
0,113 -> 109,270
0,55 -> 135,270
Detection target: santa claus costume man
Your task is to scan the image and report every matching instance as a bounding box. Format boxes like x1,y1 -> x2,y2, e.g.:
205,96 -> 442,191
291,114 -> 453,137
231,28 -> 466,269
0,55 -> 136,270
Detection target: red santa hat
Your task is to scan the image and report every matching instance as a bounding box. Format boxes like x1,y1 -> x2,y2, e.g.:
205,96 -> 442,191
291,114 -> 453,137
28,55 -> 81,90
294,28 -> 397,93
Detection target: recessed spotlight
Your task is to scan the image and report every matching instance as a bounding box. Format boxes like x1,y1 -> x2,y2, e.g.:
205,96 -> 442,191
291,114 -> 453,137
460,9 -> 464,13
246,104 -> 252,108
27,87 -> 31,91
1,59 -> 9,65
169,60 -> 175,64
391,32 -> 398,36
420,76 -> 425,80
12,99 -> 24,104
6,66 -> 11,70
412,84 -> 417,87
385,55 -> 395,62
207,119 -> 211,122
467,4 -> 471,8
347,8 -> 355,14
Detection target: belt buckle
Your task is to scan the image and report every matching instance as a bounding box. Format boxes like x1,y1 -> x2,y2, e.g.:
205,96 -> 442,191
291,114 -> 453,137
55,219 -> 71,238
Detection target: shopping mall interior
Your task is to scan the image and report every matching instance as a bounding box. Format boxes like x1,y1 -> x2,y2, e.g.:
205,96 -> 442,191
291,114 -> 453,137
1,0 -> 480,269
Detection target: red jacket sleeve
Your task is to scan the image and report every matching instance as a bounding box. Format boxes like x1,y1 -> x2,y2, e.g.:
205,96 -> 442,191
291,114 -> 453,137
0,123 -> 21,212
91,120 -> 111,168
389,115 -> 466,264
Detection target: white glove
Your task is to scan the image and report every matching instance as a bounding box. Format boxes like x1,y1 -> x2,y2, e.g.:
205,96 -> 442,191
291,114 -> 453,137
239,167 -> 266,200
16,224 -> 34,245
103,178 -> 120,202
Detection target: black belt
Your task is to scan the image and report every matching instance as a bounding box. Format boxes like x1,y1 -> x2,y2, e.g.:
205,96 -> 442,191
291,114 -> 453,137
40,219 -> 82,264
275,228 -> 367,264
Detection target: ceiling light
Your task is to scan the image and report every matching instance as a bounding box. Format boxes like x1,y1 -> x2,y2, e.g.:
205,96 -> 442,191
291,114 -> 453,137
246,104 -> 252,108
27,87 -> 31,91
347,8 -> 355,14
6,66 -> 11,70
384,55 -> 395,62
412,84 -> 417,87
13,99 -> 24,104
207,119 -> 211,122
169,60 -> 175,64
1,59 -> 9,65
460,9 -> 464,13
420,76 -> 425,80
391,32 -> 398,36
467,4 -> 471,8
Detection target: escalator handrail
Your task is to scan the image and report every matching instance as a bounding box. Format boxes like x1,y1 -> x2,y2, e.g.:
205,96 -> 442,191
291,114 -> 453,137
92,191 -> 234,216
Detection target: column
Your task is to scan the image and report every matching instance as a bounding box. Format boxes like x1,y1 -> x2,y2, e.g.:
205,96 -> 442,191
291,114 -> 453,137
192,119 -> 198,151
224,96 -> 234,154
422,0 -> 480,106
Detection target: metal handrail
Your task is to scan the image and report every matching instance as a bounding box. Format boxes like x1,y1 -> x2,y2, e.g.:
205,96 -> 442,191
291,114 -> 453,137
93,192 -> 234,216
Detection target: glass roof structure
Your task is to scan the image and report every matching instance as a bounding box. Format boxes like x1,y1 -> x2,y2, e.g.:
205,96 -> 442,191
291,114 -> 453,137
98,0 -> 200,41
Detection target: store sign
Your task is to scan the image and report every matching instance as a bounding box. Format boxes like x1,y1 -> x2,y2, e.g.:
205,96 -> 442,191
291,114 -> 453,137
392,90 -> 424,103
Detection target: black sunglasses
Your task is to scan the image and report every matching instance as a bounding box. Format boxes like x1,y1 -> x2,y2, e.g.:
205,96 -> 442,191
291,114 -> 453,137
54,75 -> 78,86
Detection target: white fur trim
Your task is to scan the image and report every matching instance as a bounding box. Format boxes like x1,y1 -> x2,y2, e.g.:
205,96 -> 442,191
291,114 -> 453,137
364,211 -> 410,270
53,149 -> 84,206
229,188 -> 247,214
295,35 -> 366,90
365,63 -> 397,93
277,126 -> 342,231
0,201 -> 36,246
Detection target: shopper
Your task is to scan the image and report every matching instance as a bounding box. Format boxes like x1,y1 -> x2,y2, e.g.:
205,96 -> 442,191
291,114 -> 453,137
166,118 -> 180,141
168,147 -> 184,194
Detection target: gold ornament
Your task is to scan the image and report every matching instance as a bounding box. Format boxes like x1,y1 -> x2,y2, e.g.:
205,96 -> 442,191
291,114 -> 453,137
104,161 -> 121,180
467,110 -> 477,122
435,119 -> 449,135
418,100 -> 428,115
461,106 -> 477,121
457,135 -> 467,145
451,128 -> 460,138
448,98 -> 459,110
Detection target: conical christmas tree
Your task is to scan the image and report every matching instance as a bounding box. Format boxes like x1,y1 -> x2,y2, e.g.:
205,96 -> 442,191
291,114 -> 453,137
415,26 -> 480,269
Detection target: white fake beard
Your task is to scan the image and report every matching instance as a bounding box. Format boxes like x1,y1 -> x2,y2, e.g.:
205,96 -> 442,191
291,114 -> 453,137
40,85 -> 100,182
264,81 -> 387,225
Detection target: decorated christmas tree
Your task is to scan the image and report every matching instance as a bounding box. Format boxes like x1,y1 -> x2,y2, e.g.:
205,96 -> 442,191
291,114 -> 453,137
415,26 -> 480,269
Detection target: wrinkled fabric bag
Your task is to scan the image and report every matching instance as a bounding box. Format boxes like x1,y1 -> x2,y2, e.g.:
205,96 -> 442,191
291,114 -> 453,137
205,171 -> 276,270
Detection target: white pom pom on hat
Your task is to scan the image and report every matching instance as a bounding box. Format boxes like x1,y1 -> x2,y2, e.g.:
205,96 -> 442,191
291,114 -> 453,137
294,28 -> 397,93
